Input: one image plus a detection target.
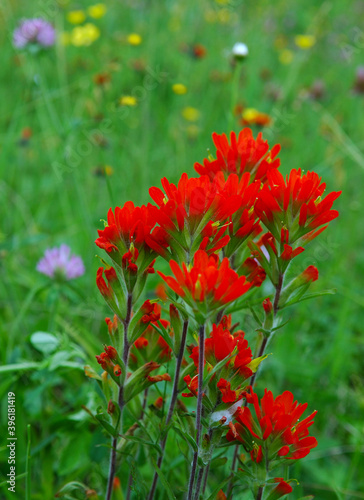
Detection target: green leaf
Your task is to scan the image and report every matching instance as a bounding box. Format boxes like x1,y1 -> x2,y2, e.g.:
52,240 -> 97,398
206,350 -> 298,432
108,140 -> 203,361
282,289 -> 336,308
30,331 -> 59,354
55,481 -> 89,497
121,435 -> 162,454
0,362 -> 40,374
95,407 -> 118,437
150,456 -> 177,500
172,424 -> 198,451
205,476 -> 231,500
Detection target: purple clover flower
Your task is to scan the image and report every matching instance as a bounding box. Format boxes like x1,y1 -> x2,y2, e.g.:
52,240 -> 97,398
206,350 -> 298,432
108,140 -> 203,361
37,245 -> 85,281
13,18 -> 56,49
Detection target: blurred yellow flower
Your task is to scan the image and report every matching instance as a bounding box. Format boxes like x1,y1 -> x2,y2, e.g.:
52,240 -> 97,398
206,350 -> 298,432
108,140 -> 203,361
279,49 -> 294,65
172,83 -> 187,95
71,24 -> 100,46
127,33 -> 142,45
294,35 -> 316,49
67,10 -> 86,25
104,165 -> 114,176
182,107 -> 200,122
119,96 -> 137,106
88,4 -> 107,19
241,108 -> 271,126
217,8 -> 231,24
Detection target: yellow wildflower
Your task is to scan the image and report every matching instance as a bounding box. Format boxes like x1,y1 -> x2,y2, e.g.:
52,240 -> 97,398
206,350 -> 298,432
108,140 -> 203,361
241,108 -> 271,127
172,83 -> 187,95
119,96 -> 137,106
294,35 -> 316,49
67,10 -> 86,25
279,49 -> 294,65
71,24 -> 100,46
216,8 -> 231,24
182,107 -> 200,122
127,33 -> 142,45
88,4 -> 107,19
104,165 -> 114,176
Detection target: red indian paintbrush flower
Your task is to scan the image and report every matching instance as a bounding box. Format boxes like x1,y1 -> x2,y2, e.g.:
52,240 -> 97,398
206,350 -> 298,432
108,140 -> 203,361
149,172 -> 244,260
96,266 -> 126,316
194,128 -> 281,182
255,168 -> 341,243
158,250 -> 252,320
129,304 -> 173,369
185,321 -> 256,403
96,201 -> 169,266
227,386 -> 318,461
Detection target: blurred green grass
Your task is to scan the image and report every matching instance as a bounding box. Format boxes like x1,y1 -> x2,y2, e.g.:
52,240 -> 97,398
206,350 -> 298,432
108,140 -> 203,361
1,0 -> 364,498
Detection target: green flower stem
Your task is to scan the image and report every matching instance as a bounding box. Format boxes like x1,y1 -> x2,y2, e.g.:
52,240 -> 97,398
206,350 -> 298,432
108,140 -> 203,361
187,324 -> 205,500
106,294 -> 132,500
227,272 -> 284,498
147,320 -> 189,500
228,62 -> 242,132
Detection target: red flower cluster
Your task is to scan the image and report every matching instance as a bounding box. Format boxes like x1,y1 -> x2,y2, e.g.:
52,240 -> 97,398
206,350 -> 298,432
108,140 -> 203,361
96,346 -> 122,378
194,128 -> 281,182
158,250 -> 252,318
184,321 -> 254,404
95,201 -> 168,267
255,168 -> 341,243
149,172 -> 244,258
130,304 -> 173,368
227,386 -> 318,461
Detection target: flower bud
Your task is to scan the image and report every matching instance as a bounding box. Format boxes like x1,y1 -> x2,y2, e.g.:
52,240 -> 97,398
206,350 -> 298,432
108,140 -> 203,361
262,297 -> 274,332
170,304 -> 183,355
113,364 -> 122,376
232,42 -> 249,60
104,345 -> 118,360
266,478 -> 293,500
278,266 -> 319,308
107,400 -> 116,415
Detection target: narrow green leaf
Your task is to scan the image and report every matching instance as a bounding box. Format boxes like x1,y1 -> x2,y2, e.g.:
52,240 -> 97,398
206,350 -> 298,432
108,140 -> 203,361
172,424 -> 198,451
150,456 -> 177,500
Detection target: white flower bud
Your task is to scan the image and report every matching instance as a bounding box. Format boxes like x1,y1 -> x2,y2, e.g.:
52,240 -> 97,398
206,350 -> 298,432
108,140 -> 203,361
232,42 -> 249,60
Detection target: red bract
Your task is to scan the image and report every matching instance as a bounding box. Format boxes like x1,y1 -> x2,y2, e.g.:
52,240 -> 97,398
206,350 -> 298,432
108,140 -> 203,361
95,201 -> 168,263
255,168 -> 341,243
266,478 -> 293,500
182,374 -> 199,398
227,386 -> 318,461
96,267 -> 117,298
205,323 -> 237,365
217,379 -> 240,403
129,305 -> 173,369
187,323 -> 254,404
194,128 -> 281,182
149,172 -> 243,258
158,250 -> 252,318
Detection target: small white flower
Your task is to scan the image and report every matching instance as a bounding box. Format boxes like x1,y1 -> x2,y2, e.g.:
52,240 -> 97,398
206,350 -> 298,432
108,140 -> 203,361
232,42 -> 249,59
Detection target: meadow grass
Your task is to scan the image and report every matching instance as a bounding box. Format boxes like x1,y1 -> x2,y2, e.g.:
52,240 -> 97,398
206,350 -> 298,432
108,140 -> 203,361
1,0 -> 364,499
